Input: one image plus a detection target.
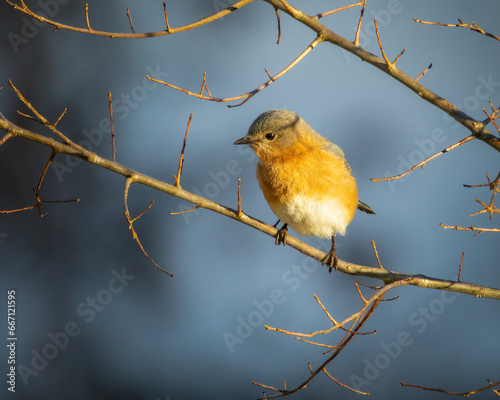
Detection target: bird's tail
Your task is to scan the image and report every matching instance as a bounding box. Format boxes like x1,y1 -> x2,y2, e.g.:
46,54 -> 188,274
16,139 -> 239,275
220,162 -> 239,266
357,200 -> 375,215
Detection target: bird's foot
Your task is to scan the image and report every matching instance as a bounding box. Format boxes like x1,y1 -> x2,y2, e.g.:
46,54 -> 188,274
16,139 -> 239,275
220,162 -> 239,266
275,223 -> 288,246
323,237 -> 338,272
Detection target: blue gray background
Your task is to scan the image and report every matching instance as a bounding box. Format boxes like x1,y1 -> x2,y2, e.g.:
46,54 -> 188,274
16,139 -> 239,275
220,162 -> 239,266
1,1 -> 499,399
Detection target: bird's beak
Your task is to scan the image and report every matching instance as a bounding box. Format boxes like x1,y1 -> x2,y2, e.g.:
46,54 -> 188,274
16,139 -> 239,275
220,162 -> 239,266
233,136 -> 252,145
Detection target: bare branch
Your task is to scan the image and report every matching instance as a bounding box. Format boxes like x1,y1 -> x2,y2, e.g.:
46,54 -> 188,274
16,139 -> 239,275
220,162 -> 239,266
4,0 -> 255,38
174,113 -> 193,187
123,176 -> 173,277
2,113 -> 500,298
413,18 -> 500,42
416,63 -> 433,82
108,91 -> 115,162
125,8 -> 135,33
439,223 -> 500,235
371,135 -> 475,182
401,379 -> 500,396
147,36 -> 323,107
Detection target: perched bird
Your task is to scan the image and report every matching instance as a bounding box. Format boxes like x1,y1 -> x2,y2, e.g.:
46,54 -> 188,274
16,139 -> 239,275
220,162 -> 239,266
233,110 -> 374,271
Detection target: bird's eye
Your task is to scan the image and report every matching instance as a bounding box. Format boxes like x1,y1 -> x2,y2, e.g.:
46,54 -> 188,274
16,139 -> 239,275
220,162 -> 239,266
265,132 -> 276,141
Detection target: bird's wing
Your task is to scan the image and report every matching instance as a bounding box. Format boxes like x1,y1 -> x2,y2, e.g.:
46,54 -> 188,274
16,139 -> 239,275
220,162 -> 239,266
320,140 -> 352,172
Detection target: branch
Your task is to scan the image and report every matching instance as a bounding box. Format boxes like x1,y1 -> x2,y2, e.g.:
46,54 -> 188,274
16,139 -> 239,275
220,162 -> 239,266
371,135 -> 475,182
263,0 -> 500,152
413,18 -> 500,42
2,114 -> 500,299
146,36 -> 323,107
4,0 -> 255,38
401,379 -> 500,396
440,223 -> 500,235
254,280 -> 409,398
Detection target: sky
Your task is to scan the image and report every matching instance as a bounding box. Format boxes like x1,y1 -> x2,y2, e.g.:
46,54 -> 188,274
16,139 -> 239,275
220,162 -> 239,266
1,1 -> 499,399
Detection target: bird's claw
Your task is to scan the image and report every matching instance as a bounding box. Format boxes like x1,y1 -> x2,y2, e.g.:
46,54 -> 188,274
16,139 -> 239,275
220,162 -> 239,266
275,223 -> 288,246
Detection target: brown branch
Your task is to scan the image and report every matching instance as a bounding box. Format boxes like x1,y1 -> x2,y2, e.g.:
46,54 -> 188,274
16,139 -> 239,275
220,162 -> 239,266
0,150 -> 79,216
123,176 -> 173,277
323,368 -> 369,395
170,205 -> 199,215
147,36 -> 323,107
274,7 -> 281,44
85,3 -> 92,31
125,8 -> 135,33
4,0 -> 255,38
416,63 -> 433,82
439,223 -> 500,235
255,280 -> 408,398
464,171 -> 500,220
483,105 -> 500,135
401,379 -> 500,396
264,0 -> 500,152
413,18 -> 500,42
315,0 -> 365,20
371,135 -> 475,182
237,178 -> 243,217
174,113 -> 193,187
0,132 -> 13,145
457,251 -> 464,281
2,113 -> 500,299
374,18 -> 392,68
354,0 -> 367,46
371,240 -> 384,269
108,91 -> 115,162
163,2 -> 171,33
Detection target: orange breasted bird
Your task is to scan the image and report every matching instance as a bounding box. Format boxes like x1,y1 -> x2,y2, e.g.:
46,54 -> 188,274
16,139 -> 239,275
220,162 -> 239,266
233,110 -> 375,271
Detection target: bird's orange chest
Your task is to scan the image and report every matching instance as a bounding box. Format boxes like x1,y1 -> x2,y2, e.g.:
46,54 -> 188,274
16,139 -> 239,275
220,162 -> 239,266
256,142 -> 357,207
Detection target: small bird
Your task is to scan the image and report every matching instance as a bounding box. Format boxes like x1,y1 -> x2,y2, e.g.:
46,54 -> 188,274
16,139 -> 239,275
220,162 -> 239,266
234,110 -> 374,271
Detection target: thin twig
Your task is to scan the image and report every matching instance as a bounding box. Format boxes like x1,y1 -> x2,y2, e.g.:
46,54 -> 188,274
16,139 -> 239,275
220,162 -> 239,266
374,18 -> 392,68
439,223 -> 500,235
316,1 -> 365,20
401,380 -> 500,396
123,176 -> 173,277
85,3 -> 92,31
354,0 -> 367,46
371,135 -> 475,182
392,47 -> 406,65
174,113 -> 193,187
126,8 -> 136,33
163,2 -> 171,33
371,240 -> 384,269
274,7 -> 281,44
147,36 -> 323,107
458,251 -> 464,281
323,368 -> 369,395
413,18 -> 500,42
237,178 -> 243,217
416,63 -> 433,82
108,91 -> 115,162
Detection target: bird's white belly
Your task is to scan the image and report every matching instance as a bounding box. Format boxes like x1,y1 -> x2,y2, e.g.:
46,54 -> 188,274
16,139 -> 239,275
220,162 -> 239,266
270,194 -> 350,238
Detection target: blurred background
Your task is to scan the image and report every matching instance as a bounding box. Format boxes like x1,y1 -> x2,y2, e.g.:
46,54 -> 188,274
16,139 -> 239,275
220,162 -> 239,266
1,1 -> 499,399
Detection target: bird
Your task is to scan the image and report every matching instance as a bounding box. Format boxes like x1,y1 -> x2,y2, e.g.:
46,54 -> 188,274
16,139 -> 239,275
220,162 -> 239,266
233,110 -> 375,271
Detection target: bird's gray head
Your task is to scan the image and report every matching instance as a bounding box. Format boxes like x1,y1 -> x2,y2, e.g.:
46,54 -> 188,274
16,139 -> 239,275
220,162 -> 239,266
233,110 -> 316,159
